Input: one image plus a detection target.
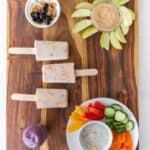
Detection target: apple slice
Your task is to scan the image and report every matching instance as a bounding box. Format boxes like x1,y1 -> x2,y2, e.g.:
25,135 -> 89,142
115,27 -> 127,43
110,31 -> 122,50
115,0 -> 129,5
72,19 -> 92,33
92,0 -> 102,6
72,9 -> 91,18
100,32 -> 110,50
75,2 -> 94,10
120,23 -> 129,35
82,26 -> 98,39
128,9 -> 135,20
120,6 -> 133,26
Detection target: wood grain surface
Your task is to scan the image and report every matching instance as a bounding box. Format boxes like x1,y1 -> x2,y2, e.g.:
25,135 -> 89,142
7,0 -> 139,150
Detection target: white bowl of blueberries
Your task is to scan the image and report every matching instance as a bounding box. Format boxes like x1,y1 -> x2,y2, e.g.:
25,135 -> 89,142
25,0 -> 61,28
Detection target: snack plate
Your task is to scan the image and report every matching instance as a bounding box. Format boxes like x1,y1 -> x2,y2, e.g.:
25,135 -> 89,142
66,97 -> 139,150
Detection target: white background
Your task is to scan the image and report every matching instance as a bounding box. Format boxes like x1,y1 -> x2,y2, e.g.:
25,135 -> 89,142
0,0 -> 150,149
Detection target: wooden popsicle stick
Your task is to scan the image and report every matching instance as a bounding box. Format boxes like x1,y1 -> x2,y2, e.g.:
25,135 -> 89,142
11,94 -> 37,102
75,69 -> 98,77
8,48 -> 35,55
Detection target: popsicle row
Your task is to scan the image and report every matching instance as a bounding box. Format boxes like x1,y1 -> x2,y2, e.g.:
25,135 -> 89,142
9,40 -> 98,109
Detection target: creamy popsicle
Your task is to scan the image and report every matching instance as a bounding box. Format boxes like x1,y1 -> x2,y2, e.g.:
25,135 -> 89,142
42,63 -> 98,83
11,88 -> 68,109
9,40 -> 69,61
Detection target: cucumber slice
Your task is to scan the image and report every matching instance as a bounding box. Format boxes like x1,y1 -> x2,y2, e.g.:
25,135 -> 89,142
115,126 -> 126,133
122,116 -> 129,124
93,0 -> 101,6
120,6 -> 133,26
120,23 -> 129,35
111,104 -> 122,111
104,107 -> 116,118
115,0 -> 129,5
114,111 -> 126,122
100,32 -> 110,50
82,26 -> 98,39
115,27 -> 127,43
126,120 -> 134,131
75,2 -> 94,10
72,9 -> 91,18
113,121 -> 123,127
110,31 -> 122,50
72,19 -> 92,33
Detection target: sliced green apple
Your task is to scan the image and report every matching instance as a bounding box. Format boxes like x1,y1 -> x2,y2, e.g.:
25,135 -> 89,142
72,9 -> 91,18
120,6 -> 133,26
72,19 -> 92,33
75,2 -> 94,10
115,27 -> 126,43
120,23 -> 129,35
128,9 -> 135,20
110,31 -> 122,50
82,26 -> 98,39
100,32 -> 110,50
92,0 -> 102,6
115,0 -> 129,5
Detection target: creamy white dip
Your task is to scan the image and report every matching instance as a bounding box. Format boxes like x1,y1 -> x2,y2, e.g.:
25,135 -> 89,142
79,122 -> 112,150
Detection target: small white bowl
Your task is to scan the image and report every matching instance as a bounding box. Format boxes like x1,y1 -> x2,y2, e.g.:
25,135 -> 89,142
25,0 -> 61,28
78,121 -> 112,150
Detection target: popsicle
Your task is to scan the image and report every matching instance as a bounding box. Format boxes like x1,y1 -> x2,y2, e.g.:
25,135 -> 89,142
11,88 -> 68,109
42,63 -> 98,83
8,40 -> 69,61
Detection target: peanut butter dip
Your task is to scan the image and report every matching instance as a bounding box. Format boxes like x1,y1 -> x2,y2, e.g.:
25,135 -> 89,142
91,3 -> 120,31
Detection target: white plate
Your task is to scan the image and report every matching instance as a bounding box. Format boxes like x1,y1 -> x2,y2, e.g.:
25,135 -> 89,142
66,97 -> 139,150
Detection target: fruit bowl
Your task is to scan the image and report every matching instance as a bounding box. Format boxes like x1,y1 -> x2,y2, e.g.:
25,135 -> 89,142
25,0 -> 61,28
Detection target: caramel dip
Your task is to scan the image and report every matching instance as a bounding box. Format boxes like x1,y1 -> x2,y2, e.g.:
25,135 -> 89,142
91,3 -> 120,31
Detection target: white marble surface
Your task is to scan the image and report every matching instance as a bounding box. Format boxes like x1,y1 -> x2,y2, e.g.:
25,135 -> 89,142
0,0 -> 150,150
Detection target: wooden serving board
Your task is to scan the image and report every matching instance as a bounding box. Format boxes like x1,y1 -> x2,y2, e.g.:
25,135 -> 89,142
7,0 -> 139,149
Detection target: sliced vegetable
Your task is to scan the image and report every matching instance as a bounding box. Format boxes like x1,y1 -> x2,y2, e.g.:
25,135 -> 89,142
100,32 -> 110,50
82,26 -> 98,39
67,120 -> 87,132
111,104 -> 122,111
126,120 -> 134,131
72,9 -> 91,18
105,107 -> 116,118
93,101 -> 105,110
114,111 -> 126,122
84,111 -> 103,120
110,131 -> 133,150
75,2 -> 94,10
75,105 -> 86,116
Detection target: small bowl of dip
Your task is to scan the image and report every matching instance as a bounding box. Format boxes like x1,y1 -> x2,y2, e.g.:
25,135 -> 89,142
79,121 -> 112,150
25,0 -> 61,28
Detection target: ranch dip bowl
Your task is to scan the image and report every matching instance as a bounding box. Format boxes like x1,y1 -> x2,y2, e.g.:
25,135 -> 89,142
79,121 -> 112,150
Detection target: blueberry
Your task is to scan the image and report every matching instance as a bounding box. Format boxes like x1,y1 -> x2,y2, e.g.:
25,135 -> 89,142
39,13 -> 46,20
44,16 -> 52,25
31,12 -> 40,19
42,3 -> 48,13
35,18 -> 43,24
